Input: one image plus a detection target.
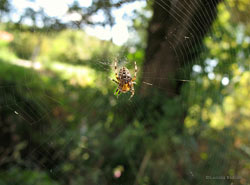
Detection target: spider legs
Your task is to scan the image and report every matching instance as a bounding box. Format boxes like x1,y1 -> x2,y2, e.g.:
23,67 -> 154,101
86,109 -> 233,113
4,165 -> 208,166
115,88 -> 121,98
114,59 -> 119,80
132,61 -> 137,81
111,79 -> 119,84
129,86 -> 135,100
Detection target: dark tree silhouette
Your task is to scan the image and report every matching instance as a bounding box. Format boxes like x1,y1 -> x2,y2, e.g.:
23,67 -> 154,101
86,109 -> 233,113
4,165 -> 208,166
141,0 -> 222,96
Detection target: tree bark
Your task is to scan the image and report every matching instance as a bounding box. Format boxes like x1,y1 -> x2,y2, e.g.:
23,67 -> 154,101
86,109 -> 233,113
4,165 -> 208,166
141,0 -> 222,96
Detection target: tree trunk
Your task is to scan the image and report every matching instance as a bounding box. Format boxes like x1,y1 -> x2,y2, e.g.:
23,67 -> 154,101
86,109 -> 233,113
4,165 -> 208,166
141,0 -> 222,96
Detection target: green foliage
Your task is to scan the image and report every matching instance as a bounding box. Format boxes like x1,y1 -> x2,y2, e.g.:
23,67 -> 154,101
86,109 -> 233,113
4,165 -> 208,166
46,30 -> 97,64
7,28 -> 120,66
0,167 -> 59,185
0,40 -> 16,61
10,32 -> 44,60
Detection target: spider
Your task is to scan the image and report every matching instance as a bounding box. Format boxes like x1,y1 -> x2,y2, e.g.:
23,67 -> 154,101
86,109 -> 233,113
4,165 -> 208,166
111,60 -> 137,99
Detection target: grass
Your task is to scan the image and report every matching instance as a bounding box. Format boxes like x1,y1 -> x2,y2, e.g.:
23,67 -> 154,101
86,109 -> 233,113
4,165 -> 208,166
0,41 -> 98,88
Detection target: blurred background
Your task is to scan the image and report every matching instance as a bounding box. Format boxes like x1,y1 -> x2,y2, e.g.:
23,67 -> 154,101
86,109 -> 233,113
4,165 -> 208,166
0,0 -> 249,184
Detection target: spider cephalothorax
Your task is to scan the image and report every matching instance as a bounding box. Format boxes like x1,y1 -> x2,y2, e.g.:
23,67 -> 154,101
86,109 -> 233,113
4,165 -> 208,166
111,60 -> 137,99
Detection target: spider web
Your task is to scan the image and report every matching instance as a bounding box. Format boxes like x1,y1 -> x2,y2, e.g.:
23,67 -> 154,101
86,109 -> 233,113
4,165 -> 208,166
0,0 -> 249,184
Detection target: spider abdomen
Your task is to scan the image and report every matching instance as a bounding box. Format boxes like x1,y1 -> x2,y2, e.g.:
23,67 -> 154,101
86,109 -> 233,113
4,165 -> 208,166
119,67 -> 132,83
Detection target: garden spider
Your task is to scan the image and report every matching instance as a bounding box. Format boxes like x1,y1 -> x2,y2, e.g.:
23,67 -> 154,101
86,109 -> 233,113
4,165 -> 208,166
111,60 -> 137,99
